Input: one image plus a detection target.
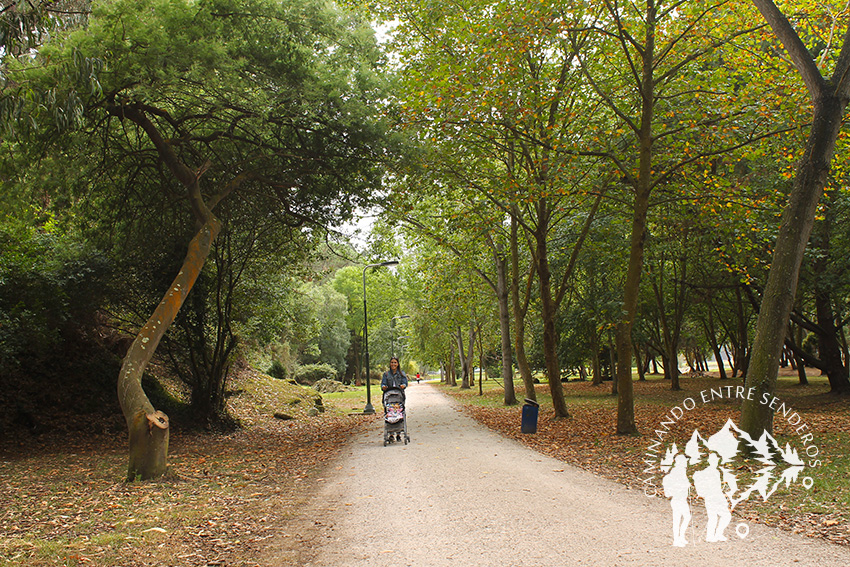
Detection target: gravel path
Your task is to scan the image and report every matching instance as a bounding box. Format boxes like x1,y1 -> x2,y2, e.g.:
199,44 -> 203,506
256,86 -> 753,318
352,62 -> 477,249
272,382 -> 850,566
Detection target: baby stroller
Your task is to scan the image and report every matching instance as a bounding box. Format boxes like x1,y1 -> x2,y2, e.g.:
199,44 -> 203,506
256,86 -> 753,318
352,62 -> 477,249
382,387 -> 410,446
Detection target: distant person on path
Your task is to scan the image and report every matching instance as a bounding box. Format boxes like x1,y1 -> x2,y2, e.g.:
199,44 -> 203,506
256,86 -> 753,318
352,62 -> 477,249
662,453 -> 692,547
693,452 -> 732,542
416,372 -> 421,383
381,357 -> 408,392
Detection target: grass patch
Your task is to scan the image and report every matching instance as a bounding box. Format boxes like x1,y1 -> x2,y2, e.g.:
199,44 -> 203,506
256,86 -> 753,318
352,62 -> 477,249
322,380 -> 396,413
322,386 -> 371,410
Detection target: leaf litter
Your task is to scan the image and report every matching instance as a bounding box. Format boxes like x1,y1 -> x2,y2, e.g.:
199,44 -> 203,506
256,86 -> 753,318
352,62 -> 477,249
0,367 -> 376,566
3,370 -> 847,565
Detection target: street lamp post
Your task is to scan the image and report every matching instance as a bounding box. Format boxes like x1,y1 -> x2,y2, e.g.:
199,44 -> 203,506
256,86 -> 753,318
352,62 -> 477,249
363,260 -> 399,414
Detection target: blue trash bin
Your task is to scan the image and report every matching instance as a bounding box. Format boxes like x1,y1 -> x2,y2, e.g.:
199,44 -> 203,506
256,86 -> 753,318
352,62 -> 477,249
521,398 -> 539,434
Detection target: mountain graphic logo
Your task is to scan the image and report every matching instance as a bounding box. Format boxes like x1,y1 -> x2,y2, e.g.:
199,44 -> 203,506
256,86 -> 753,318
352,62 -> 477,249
660,419 -> 807,547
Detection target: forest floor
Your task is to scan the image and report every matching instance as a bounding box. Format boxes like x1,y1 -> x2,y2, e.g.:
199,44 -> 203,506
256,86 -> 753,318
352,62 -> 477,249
0,367 -> 378,566
1,368 -> 847,566
441,369 -> 850,548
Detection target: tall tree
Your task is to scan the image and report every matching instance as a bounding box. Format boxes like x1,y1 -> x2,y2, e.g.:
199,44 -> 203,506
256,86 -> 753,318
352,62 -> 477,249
742,0 -> 850,437
386,0 -> 609,417
8,0 -> 393,479
394,183 -> 520,404
573,1 -> 770,433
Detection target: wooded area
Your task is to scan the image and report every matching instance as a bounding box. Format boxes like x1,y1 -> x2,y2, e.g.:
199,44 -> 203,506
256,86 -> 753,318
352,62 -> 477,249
1,0 -> 849,484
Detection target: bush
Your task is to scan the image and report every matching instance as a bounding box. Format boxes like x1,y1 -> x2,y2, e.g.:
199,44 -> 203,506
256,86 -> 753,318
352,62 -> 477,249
267,359 -> 287,380
368,369 -> 381,384
293,363 -> 337,386
0,227 -> 112,374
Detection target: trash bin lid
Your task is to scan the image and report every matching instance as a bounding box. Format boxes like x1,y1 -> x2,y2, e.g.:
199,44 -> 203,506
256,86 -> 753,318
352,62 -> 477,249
523,398 -> 539,407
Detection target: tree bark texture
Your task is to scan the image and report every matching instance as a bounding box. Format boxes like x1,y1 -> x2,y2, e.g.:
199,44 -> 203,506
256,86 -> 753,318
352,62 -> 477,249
109,102 -> 233,480
614,0 -> 655,435
615,169 -> 652,433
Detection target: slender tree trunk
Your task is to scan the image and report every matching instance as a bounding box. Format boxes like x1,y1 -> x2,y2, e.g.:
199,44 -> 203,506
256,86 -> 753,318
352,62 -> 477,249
458,326 -> 473,389
614,0 -> 658,435
742,0 -> 850,436
792,324 -> 809,385
457,328 -> 467,388
840,322 -> 850,375
635,344 -> 646,381
610,330 -> 619,396
591,331 -> 603,386
704,304 -> 728,380
478,339 -> 484,396
615,177 -> 651,433
652,277 -> 681,391
466,322 -> 476,388
733,285 -> 750,378
809,207 -> 850,392
535,201 -> 569,418
670,259 -> 687,388
814,278 -> 850,392
494,248 -> 518,405
511,210 -> 536,401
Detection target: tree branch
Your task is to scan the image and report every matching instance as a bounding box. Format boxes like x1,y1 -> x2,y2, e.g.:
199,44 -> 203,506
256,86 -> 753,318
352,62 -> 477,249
751,0 -> 826,98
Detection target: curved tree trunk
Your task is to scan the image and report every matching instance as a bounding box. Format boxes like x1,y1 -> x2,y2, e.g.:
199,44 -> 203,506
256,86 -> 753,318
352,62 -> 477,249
742,0 -> 850,437
118,218 -> 221,480
109,102 -> 235,481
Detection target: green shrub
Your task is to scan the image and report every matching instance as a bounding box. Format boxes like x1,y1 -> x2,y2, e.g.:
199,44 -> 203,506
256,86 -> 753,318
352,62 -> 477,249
0,227 -> 112,373
267,359 -> 288,380
293,363 -> 337,385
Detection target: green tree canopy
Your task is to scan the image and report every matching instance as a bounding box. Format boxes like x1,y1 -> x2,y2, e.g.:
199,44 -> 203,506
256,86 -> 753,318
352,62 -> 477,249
3,0 -> 399,479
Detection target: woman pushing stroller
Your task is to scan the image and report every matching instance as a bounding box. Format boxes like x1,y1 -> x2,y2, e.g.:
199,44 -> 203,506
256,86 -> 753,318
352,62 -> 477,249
381,357 -> 409,444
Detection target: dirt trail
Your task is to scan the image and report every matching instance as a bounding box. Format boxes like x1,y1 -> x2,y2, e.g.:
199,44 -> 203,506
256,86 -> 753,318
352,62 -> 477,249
269,382 -> 849,566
